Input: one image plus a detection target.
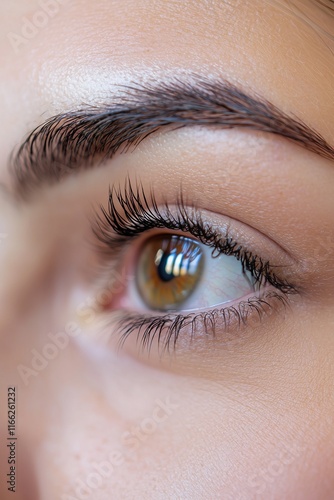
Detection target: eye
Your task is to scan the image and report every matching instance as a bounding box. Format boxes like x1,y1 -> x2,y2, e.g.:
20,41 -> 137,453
135,233 -> 256,312
92,180 -> 297,352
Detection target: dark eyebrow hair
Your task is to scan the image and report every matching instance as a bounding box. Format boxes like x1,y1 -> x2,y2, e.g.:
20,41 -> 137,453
315,0 -> 334,13
11,76 -> 334,194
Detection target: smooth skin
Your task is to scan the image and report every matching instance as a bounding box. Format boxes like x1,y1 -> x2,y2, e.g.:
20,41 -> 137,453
0,1 -> 334,499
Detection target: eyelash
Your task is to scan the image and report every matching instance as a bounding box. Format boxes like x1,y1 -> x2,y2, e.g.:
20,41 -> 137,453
92,179 -> 297,353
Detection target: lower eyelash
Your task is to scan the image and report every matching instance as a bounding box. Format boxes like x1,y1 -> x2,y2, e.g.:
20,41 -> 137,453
113,290 -> 291,354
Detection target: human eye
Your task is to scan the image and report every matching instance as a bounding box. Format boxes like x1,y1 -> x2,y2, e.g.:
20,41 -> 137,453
90,178 -> 298,355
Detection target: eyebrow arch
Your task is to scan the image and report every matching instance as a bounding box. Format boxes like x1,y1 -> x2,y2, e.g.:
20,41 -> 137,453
11,76 -> 334,194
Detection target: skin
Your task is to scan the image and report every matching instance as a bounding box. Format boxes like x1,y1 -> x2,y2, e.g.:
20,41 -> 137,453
0,0 -> 334,498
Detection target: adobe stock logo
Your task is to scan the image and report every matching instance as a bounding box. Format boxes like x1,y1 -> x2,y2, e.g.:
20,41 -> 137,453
7,0 -> 69,54
61,396 -> 180,500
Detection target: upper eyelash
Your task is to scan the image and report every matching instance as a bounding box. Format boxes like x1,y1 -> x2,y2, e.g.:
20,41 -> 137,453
93,178 -> 297,294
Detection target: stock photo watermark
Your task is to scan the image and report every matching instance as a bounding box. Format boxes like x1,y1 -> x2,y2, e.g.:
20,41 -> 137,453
16,267 -> 128,386
7,0 -> 69,54
61,395 -> 180,500
247,441 -> 306,495
16,321 -> 82,386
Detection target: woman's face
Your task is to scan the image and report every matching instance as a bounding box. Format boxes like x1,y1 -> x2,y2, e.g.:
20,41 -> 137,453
0,1 -> 334,498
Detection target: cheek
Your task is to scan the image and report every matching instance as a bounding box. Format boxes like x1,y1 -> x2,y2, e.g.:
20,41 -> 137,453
1,192 -> 333,498
3,294 -> 334,499
174,381 -> 334,499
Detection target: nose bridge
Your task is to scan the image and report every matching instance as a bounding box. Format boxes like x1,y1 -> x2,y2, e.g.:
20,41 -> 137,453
0,188 -> 129,405
0,194 -> 21,332
0,196 -> 54,333
0,184 -> 86,336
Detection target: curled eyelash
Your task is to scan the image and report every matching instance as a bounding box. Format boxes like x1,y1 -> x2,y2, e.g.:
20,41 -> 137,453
92,178 -> 298,352
94,178 -> 296,293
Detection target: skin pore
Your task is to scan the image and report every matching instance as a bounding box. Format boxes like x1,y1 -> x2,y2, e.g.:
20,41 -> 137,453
0,0 -> 334,499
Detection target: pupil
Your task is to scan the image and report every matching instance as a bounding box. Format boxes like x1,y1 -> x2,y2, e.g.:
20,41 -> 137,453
136,234 -> 205,311
157,251 -> 179,282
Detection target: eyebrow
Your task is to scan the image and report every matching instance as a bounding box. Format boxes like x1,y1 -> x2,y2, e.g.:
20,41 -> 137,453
315,0 -> 334,13
11,76 -> 334,194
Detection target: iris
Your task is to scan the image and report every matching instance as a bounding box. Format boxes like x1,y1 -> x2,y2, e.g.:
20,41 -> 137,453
136,235 -> 204,311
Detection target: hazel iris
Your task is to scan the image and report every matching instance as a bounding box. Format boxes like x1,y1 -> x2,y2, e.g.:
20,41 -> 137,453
136,234 -> 204,311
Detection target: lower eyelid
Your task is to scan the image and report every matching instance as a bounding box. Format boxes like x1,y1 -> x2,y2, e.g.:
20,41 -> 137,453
89,241 -> 298,356
100,288 -> 291,354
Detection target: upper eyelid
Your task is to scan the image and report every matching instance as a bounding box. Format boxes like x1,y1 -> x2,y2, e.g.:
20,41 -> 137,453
10,76 -> 334,196
92,180 -> 299,296
93,179 -> 300,265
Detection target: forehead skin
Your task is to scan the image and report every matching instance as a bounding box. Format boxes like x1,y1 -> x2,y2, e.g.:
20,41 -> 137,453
0,1 -> 334,499
0,0 -> 333,187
